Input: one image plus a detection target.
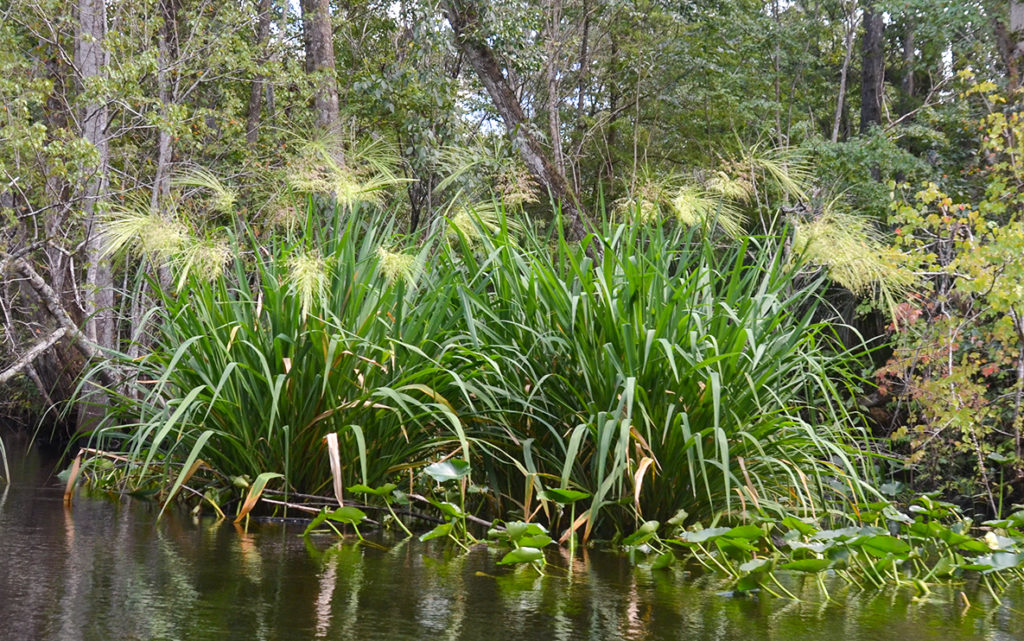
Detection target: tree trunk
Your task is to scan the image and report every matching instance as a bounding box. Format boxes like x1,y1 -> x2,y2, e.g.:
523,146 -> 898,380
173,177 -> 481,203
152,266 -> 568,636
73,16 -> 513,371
301,0 -> 340,135
899,18 -> 916,116
996,2 -> 1024,92
151,0 -> 179,214
545,0 -> 564,176
860,3 -> 885,134
572,0 -> 590,192
831,0 -> 857,143
443,0 -> 598,256
76,0 -> 114,352
247,0 -> 274,147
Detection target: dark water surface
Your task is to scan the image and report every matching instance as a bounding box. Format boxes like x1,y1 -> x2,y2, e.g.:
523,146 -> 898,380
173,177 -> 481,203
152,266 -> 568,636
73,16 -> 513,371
1,444 -> 1022,641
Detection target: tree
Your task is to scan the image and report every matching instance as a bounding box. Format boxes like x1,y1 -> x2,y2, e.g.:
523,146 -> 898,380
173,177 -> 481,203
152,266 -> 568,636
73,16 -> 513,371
442,0 -> 597,252
302,0 -> 340,134
860,1 -> 885,133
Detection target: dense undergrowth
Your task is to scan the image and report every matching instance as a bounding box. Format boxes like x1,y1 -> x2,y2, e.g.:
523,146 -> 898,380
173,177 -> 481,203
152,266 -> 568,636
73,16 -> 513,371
79,199 -> 877,539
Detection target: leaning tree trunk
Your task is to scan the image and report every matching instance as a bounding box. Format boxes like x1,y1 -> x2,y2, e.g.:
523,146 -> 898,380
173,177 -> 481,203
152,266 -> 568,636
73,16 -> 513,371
301,0 -> 340,135
860,2 -> 885,134
442,0 -> 599,256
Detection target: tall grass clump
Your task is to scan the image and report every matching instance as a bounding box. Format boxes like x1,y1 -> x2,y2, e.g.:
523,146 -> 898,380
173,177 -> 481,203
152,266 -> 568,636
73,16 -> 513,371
445,210 -> 876,533
89,195 -> 876,536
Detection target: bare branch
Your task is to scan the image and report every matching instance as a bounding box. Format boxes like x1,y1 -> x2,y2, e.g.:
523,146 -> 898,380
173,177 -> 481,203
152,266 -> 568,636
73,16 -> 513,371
0,251 -> 117,388
0,327 -> 66,385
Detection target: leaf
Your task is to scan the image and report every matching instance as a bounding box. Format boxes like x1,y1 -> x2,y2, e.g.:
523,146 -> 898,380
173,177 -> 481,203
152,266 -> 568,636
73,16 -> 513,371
781,558 -> 831,572
497,547 -> 545,565
303,509 -> 331,537
349,483 -> 397,497
432,501 -> 465,519
856,534 -> 911,558
419,522 -> 453,541
677,526 -> 731,544
423,459 -> 470,483
325,433 -> 344,506
326,506 -> 367,525
234,471 -> 284,523
962,551 -> 1024,572
161,430 -> 216,519
63,452 -> 82,505
781,516 -> 817,536
504,521 -> 547,543
538,488 -> 590,504
739,558 -> 770,574
724,524 -> 764,540
879,481 -> 904,496
518,534 -> 553,548
623,520 -> 660,547
932,555 -> 957,577
651,552 -> 675,570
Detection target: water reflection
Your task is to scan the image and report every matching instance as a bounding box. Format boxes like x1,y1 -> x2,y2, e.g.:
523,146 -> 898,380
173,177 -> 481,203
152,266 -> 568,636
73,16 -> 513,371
0,447 -> 1022,641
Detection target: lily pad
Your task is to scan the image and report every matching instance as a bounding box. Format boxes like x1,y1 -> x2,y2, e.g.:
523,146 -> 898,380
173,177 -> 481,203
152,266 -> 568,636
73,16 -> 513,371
498,547 -> 545,565
781,558 -> 831,572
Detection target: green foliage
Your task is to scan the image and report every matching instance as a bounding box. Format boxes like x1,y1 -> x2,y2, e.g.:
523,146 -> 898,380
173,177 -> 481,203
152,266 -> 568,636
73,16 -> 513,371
628,493 -> 1024,602
879,80 -> 1024,513
87,185 -> 875,537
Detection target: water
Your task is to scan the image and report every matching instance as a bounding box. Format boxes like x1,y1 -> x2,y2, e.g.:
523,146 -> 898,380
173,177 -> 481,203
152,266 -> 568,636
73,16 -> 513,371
1,444 -> 1022,641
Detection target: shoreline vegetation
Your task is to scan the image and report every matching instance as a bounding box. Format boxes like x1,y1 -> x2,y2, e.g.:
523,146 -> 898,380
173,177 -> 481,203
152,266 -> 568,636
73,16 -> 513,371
5,0 -> 1024,612
56,186 -> 1024,604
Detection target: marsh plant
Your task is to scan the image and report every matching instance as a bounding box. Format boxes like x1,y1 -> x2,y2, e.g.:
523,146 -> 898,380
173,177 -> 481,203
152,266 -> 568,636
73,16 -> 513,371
84,186 -> 878,540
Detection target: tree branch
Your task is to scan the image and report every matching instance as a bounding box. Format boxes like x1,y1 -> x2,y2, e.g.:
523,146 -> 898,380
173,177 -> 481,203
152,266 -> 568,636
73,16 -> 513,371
1,251 -> 117,388
0,327 -> 66,385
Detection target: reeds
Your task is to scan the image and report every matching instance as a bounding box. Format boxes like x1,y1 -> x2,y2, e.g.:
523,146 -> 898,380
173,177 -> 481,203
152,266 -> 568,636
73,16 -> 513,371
90,199 -> 875,535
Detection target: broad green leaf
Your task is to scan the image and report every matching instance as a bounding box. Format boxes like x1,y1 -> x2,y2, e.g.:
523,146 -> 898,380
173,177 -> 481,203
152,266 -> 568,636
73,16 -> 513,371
739,558 -> 770,574
781,558 -> 830,572
623,520 -> 660,547
856,535 -> 910,558
781,516 -> 817,536
651,552 -> 675,570
326,506 -> 367,525
349,483 -> 397,497
419,522 -> 453,542
423,460 -> 470,483
724,524 -> 763,540
678,526 -> 730,544
498,547 -> 545,565
303,509 -> 330,537
504,521 -> 547,543
519,534 -> 553,548
538,488 -> 590,504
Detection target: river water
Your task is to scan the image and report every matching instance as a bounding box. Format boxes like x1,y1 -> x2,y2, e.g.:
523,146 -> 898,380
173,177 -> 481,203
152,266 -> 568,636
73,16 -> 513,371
0,443 -> 1021,641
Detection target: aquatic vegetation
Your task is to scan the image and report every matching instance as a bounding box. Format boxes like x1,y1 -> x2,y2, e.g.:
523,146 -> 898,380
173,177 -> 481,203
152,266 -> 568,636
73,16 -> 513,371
624,493 -> 1024,603
84,195 -> 874,539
